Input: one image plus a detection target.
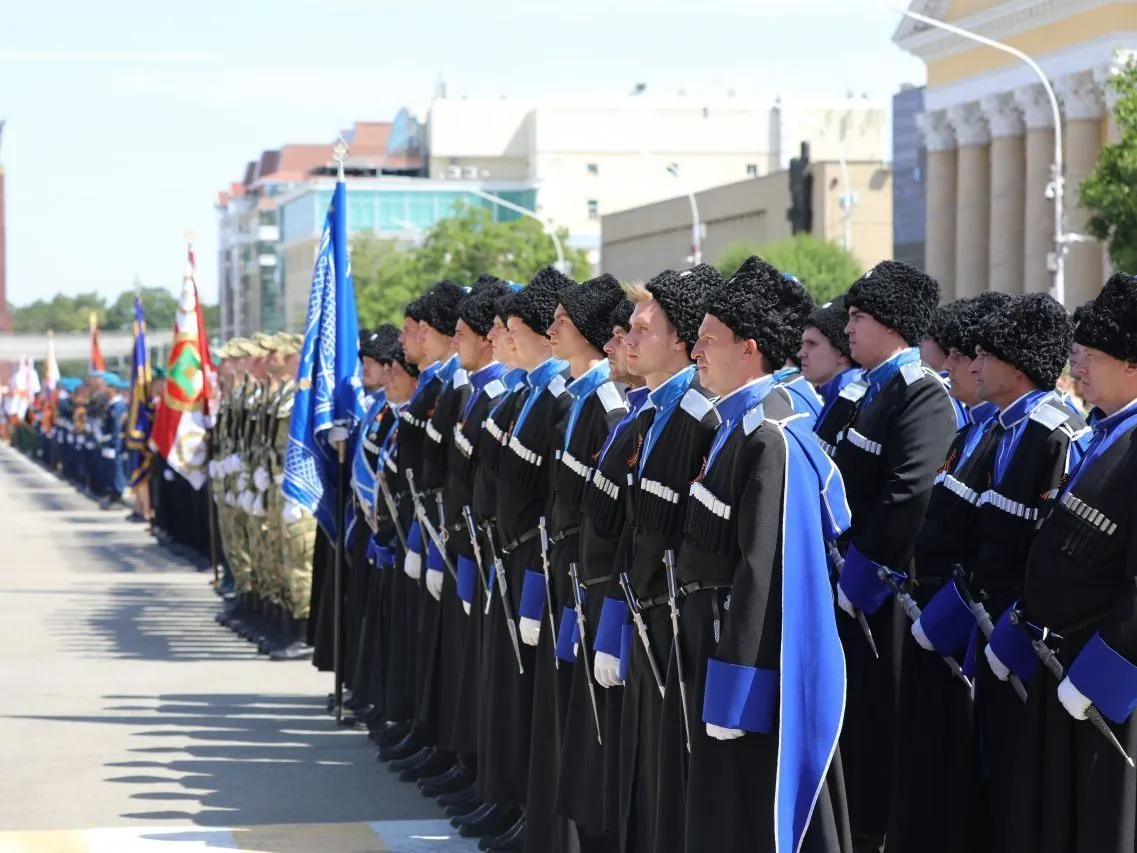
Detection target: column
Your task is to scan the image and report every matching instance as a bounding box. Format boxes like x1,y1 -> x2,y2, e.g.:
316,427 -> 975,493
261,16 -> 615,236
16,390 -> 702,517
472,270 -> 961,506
948,102 -> 990,299
1057,70 -> 1105,308
917,110 -> 958,299
980,93 -> 1026,295
1014,84 -> 1056,295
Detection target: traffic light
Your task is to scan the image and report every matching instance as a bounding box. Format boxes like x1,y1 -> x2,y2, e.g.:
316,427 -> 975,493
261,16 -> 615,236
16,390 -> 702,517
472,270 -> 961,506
786,141 -> 814,235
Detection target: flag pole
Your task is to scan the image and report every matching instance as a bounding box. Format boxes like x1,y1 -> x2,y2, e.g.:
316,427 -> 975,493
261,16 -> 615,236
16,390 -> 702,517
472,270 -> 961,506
331,137 -> 350,725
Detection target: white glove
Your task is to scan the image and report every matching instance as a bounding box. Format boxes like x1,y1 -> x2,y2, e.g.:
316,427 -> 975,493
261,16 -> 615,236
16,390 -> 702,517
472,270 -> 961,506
836,584 -> 857,618
594,650 -> 623,688
208,460 -> 217,478
253,466 -> 270,491
706,723 -> 746,741
237,472 -> 249,493
1058,676 -> 1092,721
163,469 -> 174,482
404,549 -> 422,580
329,425 -> 349,446
463,601 -> 472,615
984,643 -> 1011,681
519,616 -> 541,646
282,500 -> 303,524
273,472 -> 284,486
252,493 -> 267,517
911,618 -> 935,652
227,454 -> 239,473
225,491 -> 236,507
426,568 -> 444,601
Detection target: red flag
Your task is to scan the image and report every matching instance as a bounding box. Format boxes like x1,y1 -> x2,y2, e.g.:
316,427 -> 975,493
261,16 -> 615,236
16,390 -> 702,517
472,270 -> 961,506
149,244 -> 211,490
89,313 -> 105,373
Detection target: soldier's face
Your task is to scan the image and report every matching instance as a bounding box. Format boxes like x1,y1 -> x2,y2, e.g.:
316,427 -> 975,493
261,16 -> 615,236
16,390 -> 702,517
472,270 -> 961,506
971,346 -> 1021,408
360,356 -> 384,392
692,313 -> 758,398
624,299 -> 682,380
401,318 -> 424,365
798,326 -> 847,386
420,324 -> 451,365
387,362 -> 417,403
488,317 -> 515,365
920,337 -> 949,372
548,305 -> 592,362
454,319 -> 489,371
604,327 -> 631,382
506,316 -> 551,369
1075,346 -> 1137,415
846,308 -> 901,371
945,348 -> 980,406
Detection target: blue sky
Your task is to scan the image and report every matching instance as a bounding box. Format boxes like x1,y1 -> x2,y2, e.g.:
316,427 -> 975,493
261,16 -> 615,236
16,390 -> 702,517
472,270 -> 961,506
0,0 -> 925,307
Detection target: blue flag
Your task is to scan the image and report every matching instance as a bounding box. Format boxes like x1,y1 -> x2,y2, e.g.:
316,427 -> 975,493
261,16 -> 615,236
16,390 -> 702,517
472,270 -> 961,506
282,178 -> 362,537
124,295 -> 154,489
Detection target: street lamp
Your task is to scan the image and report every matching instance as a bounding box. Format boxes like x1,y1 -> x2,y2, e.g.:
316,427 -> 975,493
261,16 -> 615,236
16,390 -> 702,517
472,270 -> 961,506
890,4 -> 1066,305
463,187 -> 567,274
789,112 -> 855,252
641,152 -> 703,266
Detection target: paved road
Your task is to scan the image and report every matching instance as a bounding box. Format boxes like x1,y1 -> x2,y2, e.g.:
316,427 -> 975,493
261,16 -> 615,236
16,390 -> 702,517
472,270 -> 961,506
0,444 -> 478,852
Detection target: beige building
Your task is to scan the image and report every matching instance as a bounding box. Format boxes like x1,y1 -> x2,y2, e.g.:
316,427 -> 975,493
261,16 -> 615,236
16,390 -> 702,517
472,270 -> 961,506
894,0 -> 1136,308
427,95 -> 888,265
601,161 -> 893,283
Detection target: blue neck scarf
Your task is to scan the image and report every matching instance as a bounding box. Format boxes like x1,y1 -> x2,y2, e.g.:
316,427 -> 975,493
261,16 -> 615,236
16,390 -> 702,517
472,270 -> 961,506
817,368 -> 863,407
513,357 -> 568,436
639,364 -> 698,475
993,389 -> 1056,484
598,385 -> 650,464
1064,396 -> 1137,495
862,347 -> 921,407
462,361 -> 509,420
562,361 -> 612,452
705,376 -> 777,473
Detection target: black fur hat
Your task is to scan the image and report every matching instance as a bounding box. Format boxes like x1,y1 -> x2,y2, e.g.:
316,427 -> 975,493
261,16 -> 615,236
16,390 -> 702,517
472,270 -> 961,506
707,256 -> 813,368
926,301 -> 963,353
359,323 -> 399,362
390,340 -> 419,379
646,263 -> 725,355
460,276 -> 515,337
508,266 -> 577,334
976,293 -> 1072,390
1074,272 -> 1137,363
558,273 -> 627,353
845,261 -> 941,346
1072,298 -> 1095,329
805,295 -> 854,361
942,291 -> 1013,357
404,293 -> 430,322
610,298 -> 634,333
421,279 -> 466,337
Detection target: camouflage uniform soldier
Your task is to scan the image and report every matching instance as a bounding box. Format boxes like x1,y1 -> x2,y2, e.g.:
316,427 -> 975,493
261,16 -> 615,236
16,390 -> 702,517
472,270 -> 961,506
271,334 -> 318,661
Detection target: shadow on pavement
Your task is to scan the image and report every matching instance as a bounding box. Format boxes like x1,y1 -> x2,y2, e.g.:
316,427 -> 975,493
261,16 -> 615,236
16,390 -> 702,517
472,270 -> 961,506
10,692 -> 438,828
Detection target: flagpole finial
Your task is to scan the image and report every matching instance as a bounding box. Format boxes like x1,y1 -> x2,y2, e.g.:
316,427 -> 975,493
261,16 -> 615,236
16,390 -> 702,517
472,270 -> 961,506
184,227 -> 194,244
333,137 -> 349,182
89,311 -> 98,328
134,274 -> 142,297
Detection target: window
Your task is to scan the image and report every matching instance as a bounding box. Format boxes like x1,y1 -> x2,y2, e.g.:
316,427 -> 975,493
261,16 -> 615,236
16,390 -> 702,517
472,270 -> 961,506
587,199 -> 599,221
746,164 -> 758,177
587,163 -> 598,176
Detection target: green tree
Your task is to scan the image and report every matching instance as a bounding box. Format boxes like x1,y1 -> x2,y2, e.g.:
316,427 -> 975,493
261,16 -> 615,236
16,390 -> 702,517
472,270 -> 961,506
1080,59 -> 1137,274
351,234 -> 433,328
104,287 -> 181,331
415,204 -> 591,285
12,292 -> 108,333
714,235 -> 864,303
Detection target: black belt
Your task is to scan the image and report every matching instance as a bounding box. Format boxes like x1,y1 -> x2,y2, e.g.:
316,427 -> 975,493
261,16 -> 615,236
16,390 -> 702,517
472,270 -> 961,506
637,592 -> 671,610
639,580 -> 730,610
501,527 -> 541,555
549,526 -> 580,545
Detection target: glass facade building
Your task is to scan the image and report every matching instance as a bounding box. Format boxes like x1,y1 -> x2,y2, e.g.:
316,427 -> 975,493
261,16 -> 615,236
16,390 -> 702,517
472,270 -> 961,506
892,86 -> 927,271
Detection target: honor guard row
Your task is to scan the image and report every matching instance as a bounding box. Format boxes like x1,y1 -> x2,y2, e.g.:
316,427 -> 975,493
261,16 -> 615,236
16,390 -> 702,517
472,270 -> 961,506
253,246 -> 1131,853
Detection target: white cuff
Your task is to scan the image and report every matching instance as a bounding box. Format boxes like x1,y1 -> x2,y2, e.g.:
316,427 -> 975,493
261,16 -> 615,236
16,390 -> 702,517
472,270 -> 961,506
329,425 -> 349,445
462,601 -> 472,615
404,550 -> 422,580
911,618 -> 935,652
1058,676 -> 1092,721
984,643 -> 1011,682
425,568 -> 444,601
163,469 -> 174,482
836,583 -> 857,618
253,467 -> 270,491
282,500 -> 303,524
706,722 -> 745,741
519,616 -> 542,646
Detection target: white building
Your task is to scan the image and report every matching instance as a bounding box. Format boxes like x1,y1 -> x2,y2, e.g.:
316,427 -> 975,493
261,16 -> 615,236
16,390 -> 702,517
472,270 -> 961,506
426,95 -> 888,265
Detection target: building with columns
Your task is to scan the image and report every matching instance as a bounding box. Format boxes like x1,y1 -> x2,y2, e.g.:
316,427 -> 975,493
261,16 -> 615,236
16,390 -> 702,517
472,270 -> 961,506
893,0 -> 1135,309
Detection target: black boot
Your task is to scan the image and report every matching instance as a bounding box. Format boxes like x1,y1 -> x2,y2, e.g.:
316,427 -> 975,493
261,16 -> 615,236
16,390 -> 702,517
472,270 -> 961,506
377,730 -> 422,763
457,804 -> 521,838
388,745 -> 433,772
439,783 -> 480,810
479,815 -> 525,851
420,763 -> 473,797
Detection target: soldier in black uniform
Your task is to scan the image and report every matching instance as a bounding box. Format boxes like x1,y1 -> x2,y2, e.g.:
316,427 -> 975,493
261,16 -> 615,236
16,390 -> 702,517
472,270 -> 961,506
805,296 -> 864,458
561,297 -> 645,852
829,261 -> 957,853
885,291 -> 1011,853
1005,273 -> 1137,853
471,267 -> 575,844
616,264 -> 723,853
520,273 -> 627,853
427,277 -> 516,806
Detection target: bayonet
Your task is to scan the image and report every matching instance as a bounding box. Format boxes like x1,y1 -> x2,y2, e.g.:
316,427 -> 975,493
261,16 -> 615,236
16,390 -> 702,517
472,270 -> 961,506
569,562 -> 603,743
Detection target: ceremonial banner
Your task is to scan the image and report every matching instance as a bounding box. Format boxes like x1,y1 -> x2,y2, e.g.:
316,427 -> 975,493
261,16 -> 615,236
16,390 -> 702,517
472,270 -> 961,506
88,313 -> 105,373
10,354 -> 40,420
149,247 -> 215,490
282,173 -> 362,537
125,296 -> 154,488
43,331 -> 60,393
